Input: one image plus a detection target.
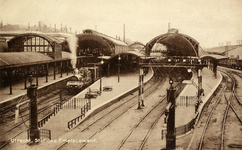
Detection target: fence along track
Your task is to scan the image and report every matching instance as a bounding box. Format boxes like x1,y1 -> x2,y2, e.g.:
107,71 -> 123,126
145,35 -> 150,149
56,68 -> 163,150
0,91 -> 74,149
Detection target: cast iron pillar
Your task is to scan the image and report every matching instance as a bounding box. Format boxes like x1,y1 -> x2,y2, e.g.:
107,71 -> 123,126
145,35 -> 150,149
60,62 -> 63,78
36,65 -> 38,86
137,68 -> 142,109
7,69 -> 13,95
166,78 -> 176,149
27,84 -> 39,144
54,62 -> 56,80
24,67 -> 27,89
198,68 -> 203,102
141,67 -> 145,107
45,63 -> 48,83
213,59 -> 217,78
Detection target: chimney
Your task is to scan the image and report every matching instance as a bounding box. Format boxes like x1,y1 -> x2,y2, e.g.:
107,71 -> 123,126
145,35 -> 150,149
38,21 -> 41,31
0,21 -> 3,30
123,24 -> 125,42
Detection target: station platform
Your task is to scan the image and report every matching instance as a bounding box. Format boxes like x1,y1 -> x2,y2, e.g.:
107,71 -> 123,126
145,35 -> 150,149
175,67 -> 222,127
0,72 -> 72,104
2,69 -> 153,150
1,67 -> 222,150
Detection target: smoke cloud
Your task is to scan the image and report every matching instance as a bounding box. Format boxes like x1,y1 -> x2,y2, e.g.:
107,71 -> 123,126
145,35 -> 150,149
66,35 -> 78,69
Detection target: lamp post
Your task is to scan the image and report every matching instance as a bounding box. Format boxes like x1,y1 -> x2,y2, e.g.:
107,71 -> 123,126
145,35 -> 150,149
118,55 -> 121,82
100,59 -> 104,95
165,77 -> 176,149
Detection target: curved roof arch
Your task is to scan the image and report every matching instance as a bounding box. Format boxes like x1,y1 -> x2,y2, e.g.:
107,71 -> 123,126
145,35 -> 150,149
106,50 -> 148,62
200,54 -> 228,60
7,33 -> 62,53
145,30 -> 200,57
8,33 -> 62,45
80,29 -> 128,47
76,29 -> 129,56
129,41 -> 145,47
77,34 -> 113,51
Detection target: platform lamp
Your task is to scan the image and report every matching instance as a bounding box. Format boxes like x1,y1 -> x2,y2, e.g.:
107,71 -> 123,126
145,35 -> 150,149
100,59 -> 104,95
165,77 -> 176,149
118,55 -> 121,82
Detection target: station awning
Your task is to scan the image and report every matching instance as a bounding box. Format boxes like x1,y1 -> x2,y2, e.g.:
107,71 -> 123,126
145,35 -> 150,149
0,52 -> 53,68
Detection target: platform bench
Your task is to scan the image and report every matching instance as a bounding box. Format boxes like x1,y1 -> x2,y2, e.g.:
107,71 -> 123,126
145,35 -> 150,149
103,86 -> 113,91
85,89 -> 100,99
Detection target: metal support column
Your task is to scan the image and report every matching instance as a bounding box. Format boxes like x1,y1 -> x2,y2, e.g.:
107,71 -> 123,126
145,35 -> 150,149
118,55 -> 121,83
166,83 -> 176,149
213,59 -> 217,78
36,65 -> 38,86
100,66 -> 102,95
27,84 -> 39,144
24,67 -> 27,89
60,62 -> 62,78
59,89 -> 62,109
54,62 -> 56,80
141,67 -> 145,107
94,64 -> 96,79
45,63 -> 48,83
7,69 -> 12,95
137,68 -> 142,109
108,63 -> 110,78
66,61 -> 69,75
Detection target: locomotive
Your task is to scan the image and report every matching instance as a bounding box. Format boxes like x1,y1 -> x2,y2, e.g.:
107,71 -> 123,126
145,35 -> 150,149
66,67 -> 93,94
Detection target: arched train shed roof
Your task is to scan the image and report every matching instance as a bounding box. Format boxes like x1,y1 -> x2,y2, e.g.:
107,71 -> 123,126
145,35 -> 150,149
8,33 -> 64,44
145,29 -> 199,57
200,54 -> 228,60
77,29 -> 128,47
129,41 -> 145,47
0,52 -> 53,67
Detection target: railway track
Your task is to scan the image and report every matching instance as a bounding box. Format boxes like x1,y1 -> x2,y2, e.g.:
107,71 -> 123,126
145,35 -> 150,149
197,69 -> 242,150
222,70 -> 242,149
0,89 -> 74,149
55,67 -> 189,150
197,70 -> 232,150
116,82 -> 184,150
55,68 -> 165,150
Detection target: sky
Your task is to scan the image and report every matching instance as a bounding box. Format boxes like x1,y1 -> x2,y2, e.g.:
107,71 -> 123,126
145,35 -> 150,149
0,0 -> 242,48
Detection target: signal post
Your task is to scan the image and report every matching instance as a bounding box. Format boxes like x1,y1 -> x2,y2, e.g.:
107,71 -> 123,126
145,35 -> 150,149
140,62 -> 207,149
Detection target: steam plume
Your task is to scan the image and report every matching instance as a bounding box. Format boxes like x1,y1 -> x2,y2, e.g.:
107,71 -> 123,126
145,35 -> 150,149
66,35 -> 78,69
